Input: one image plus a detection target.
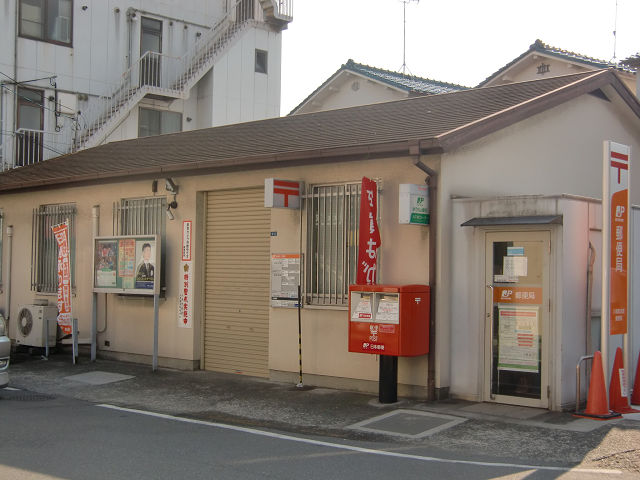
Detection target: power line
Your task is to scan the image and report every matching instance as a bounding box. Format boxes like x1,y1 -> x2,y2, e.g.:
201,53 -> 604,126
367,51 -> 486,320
0,71 -> 79,117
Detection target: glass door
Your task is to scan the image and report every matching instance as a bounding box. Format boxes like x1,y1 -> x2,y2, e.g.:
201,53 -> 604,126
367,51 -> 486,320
485,231 -> 550,408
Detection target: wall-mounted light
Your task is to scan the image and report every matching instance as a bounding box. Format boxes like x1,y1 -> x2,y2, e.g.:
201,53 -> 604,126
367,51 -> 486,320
165,178 -> 179,194
114,7 -> 120,13
82,5 -> 88,10
166,197 -> 178,220
196,31 -> 202,37
186,117 -> 192,122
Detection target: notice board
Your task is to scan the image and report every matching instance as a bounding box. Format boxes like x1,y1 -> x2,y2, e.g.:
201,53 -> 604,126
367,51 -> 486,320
93,235 -> 160,295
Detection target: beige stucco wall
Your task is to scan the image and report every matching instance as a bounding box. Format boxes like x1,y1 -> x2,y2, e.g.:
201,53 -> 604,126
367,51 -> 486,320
0,155 -> 431,389
436,89 -> 640,403
486,54 -> 637,94
294,73 -> 408,114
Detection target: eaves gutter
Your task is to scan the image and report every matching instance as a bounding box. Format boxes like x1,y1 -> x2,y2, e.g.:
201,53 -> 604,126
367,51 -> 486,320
0,139 -> 440,194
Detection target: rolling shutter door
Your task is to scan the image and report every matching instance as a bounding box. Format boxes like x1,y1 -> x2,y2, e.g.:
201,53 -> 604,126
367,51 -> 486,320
204,188 -> 270,377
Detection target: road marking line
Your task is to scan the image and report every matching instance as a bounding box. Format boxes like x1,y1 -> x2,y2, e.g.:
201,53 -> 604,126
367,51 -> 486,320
96,404 -> 621,475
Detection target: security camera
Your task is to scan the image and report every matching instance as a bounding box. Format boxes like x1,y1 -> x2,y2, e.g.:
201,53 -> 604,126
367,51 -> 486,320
165,178 -> 179,194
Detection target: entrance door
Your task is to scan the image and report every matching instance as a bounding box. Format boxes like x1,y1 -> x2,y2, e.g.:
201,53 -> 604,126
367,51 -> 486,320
140,17 -> 162,87
485,231 -> 550,408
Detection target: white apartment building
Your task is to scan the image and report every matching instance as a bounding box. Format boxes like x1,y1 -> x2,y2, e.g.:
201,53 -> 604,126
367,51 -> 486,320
0,0 -> 292,170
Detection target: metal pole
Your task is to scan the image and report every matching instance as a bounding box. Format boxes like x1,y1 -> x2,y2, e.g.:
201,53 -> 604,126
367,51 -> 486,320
296,285 -> 303,388
91,206 -> 99,362
72,317 -> 78,365
152,293 -> 159,371
602,143 -> 610,388
575,354 -> 593,413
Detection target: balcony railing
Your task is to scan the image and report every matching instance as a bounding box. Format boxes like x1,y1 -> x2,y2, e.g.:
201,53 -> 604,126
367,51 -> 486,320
1,0 -> 293,170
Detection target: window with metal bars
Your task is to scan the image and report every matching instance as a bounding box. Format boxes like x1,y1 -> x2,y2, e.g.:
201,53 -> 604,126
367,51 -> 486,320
31,203 -> 76,293
113,197 -> 167,293
112,197 -> 166,236
306,182 -> 377,306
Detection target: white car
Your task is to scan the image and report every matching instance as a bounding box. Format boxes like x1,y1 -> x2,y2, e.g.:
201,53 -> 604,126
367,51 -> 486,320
0,314 -> 9,388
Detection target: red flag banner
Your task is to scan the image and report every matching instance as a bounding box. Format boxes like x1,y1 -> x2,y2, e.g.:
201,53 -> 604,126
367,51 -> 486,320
357,177 -> 381,285
52,222 -> 73,335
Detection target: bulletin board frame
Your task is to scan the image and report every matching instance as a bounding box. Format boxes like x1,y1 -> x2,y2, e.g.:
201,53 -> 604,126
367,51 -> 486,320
92,235 -> 161,295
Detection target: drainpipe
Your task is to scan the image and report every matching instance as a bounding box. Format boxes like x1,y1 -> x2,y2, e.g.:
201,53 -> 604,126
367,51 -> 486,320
6,225 -> 13,328
586,242 -> 595,357
91,206 -> 99,361
13,0 -> 19,162
414,157 -> 438,401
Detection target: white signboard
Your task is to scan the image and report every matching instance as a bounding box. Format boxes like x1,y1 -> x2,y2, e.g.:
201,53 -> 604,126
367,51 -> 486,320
178,221 -> 193,328
271,254 -> 300,307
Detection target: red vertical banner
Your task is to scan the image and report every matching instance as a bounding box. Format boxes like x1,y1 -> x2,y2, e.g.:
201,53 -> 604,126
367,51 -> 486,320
52,222 -> 73,335
606,143 -> 630,335
357,177 -> 381,285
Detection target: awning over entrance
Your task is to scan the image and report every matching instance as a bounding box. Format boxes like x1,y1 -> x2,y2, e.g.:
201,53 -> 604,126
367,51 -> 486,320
461,215 -> 563,227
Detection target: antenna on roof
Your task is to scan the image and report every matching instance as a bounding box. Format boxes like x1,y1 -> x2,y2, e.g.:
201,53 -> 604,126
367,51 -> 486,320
399,0 -> 419,75
611,0 -> 618,63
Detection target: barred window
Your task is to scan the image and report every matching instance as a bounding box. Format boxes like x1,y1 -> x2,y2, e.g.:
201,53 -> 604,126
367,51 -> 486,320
113,197 -> 167,292
31,203 -> 76,293
113,197 -> 166,236
306,182 -> 364,306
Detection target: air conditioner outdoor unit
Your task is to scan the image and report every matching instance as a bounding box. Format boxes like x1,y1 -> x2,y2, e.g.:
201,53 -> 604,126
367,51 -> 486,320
15,304 -> 58,348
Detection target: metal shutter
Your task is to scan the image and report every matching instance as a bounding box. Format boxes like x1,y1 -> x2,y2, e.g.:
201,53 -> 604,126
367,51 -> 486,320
204,188 -> 270,377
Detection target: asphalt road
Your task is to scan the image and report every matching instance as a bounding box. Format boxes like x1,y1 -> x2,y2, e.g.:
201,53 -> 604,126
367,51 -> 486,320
1,393 -> 635,480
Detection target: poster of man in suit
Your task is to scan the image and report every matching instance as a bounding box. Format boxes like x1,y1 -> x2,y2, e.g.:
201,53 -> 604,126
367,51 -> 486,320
135,240 -> 156,289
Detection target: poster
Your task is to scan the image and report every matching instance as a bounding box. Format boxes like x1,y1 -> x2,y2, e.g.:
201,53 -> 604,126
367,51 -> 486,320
135,240 -> 156,290
118,238 -> 136,289
498,306 -> 540,372
95,240 -> 117,287
270,254 -> 300,308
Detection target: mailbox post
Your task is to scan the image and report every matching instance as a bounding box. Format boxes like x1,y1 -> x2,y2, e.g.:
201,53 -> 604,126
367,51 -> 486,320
348,284 -> 430,403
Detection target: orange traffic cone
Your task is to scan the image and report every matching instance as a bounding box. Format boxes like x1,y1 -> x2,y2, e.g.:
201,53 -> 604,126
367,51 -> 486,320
574,351 -> 621,419
609,347 -> 640,414
630,351 -> 640,406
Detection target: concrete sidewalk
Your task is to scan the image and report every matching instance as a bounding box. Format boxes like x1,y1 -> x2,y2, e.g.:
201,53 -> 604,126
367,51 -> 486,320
3,350 -> 640,475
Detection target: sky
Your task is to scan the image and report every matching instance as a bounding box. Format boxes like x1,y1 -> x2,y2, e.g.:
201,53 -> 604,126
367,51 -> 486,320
280,0 -> 640,114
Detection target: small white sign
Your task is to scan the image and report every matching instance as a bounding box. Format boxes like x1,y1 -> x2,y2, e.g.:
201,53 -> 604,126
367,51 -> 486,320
399,184 -> 429,225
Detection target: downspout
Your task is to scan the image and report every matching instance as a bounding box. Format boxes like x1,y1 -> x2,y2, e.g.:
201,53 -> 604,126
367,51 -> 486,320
6,225 -> 13,327
415,157 -> 438,401
586,242 -> 595,356
91,206 -> 99,361
13,0 -> 19,162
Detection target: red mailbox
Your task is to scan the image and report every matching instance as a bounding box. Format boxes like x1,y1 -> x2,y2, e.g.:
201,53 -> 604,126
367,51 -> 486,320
348,284 -> 430,356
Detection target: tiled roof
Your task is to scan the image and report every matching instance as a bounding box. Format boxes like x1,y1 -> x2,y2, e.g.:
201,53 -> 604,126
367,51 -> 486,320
345,60 -> 467,94
478,39 -> 637,87
289,59 -> 467,114
0,70 -> 635,193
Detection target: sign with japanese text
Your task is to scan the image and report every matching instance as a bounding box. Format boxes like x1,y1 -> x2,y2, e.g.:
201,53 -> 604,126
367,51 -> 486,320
52,222 -> 73,335
178,221 -> 193,328
356,177 -> 381,285
493,286 -> 543,305
498,306 -> 540,372
271,254 -> 301,308
605,141 -> 630,335
398,184 -> 429,225
264,178 -> 302,209
93,235 -> 160,295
